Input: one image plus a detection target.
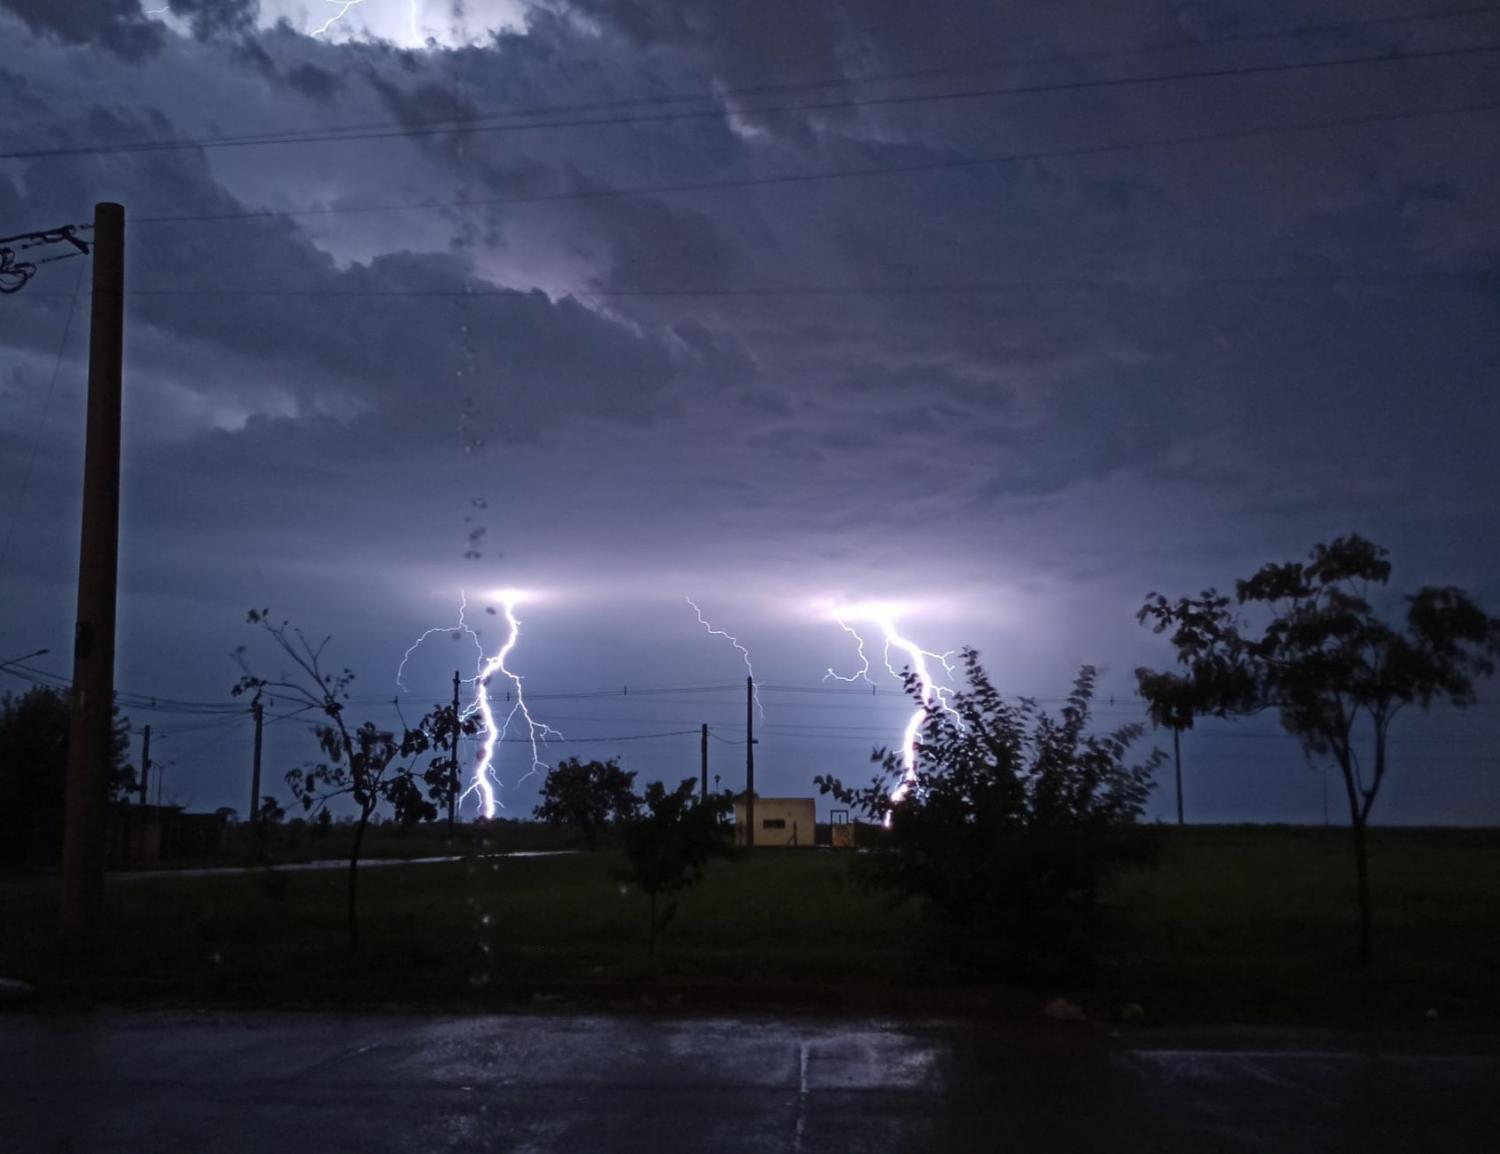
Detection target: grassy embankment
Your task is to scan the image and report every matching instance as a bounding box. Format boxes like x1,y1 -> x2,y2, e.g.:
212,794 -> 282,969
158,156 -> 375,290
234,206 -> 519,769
2,825 -> 1497,1026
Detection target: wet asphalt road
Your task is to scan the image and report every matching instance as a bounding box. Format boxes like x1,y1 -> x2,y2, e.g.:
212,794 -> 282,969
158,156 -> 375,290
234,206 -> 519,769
2,1012 -> 1497,1153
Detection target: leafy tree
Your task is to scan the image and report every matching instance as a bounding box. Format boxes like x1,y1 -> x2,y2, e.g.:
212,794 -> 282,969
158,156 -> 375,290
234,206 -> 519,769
533,756 -> 638,849
1133,637 -> 1257,826
0,686 -> 135,866
617,778 -> 733,955
1139,535 -> 1500,966
1132,671 -> 1196,825
817,652 -> 1161,975
234,610 -> 474,951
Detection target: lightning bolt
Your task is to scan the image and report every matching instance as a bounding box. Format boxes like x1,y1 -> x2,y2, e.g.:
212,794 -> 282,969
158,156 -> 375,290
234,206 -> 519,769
824,617 -> 876,686
396,590 -> 485,693
399,589 -> 561,820
409,0 -> 421,41
826,603 -> 961,803
465,592 -> 563,814
687,596 -> 763,718
310,0 -> 371,37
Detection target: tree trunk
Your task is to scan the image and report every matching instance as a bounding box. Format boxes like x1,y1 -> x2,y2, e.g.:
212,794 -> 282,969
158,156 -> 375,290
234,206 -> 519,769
1173,727 -> 1184,826
348,808 -> 371,953
1336,756 -> 1374,968
1351,814 -> 1373,968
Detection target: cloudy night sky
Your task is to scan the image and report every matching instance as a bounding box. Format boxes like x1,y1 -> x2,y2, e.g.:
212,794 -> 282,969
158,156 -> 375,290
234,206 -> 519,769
1,0 -> 1497,824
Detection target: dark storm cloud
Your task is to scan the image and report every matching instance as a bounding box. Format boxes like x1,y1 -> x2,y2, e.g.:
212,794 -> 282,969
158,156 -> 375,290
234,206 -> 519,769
283,61 -> 345,101
2,1 -> 1499,822
168,0 -> 260,41
1,0 -> 162,59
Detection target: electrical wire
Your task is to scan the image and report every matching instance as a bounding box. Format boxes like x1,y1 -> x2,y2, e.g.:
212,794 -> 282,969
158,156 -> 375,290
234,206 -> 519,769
7,28 -> 1500,163
65,267 -> 1493,302
127,96 -> 1500,227
0,259 -> 85,580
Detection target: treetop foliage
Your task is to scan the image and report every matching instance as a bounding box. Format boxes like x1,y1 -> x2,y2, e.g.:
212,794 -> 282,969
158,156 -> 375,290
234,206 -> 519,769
533,756 -> 638,849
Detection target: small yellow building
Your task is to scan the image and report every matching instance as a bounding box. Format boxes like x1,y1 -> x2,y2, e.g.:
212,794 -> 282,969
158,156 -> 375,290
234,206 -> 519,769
733,796 -> 816,847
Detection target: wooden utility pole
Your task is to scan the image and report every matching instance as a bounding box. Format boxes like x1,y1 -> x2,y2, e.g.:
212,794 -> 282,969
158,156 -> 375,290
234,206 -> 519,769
59,202 -> 124,941
137,724 -> 151,805
700,723 -> 708,799
249,700 -> 264,824
745,676 -> 755,847
449,669 -> 461,830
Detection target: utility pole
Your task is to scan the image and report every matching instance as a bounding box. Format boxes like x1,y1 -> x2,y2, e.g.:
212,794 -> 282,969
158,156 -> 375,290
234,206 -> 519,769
745,676 -> 755,848
449,669 -> 461,830
249,700 -> 264,824
59,202 -> 124,941
700,723 -> 709,800
137,724 -> 151,806
1173,727 -> 1184,826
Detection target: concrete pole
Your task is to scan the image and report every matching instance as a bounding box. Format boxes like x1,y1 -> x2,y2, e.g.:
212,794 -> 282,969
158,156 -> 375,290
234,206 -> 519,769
745,676 -> 755,848
137,724 -> 151,806
249,700 -> 264,823
700,723 -> 708,800
59,202 -> 125,941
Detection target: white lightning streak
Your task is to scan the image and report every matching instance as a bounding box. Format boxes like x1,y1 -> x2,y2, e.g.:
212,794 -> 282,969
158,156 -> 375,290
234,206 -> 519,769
459,594 -> 562,817
827,605 -> 961,804
311,0 -> 370,38
409,0 -> 421,41
396,590 -> 485,693
399,590 -> 561,820
824,618 -> 875,685
687,596 -> 763,718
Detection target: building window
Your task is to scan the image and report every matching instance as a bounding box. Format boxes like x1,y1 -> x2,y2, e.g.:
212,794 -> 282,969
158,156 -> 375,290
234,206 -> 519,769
762,818 -> 787,829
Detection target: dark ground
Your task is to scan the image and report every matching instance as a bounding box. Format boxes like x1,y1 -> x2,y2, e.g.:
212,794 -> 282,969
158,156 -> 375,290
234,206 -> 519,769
1,1011 -> 1497,1153
3,826 -> 1498,1027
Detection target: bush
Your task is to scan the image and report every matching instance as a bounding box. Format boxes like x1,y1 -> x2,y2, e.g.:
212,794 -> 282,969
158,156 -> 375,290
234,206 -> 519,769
818,654 -> 1161,977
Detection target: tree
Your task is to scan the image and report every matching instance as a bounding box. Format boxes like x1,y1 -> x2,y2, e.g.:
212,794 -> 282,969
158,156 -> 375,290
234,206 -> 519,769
533,757 -> 638,849
1134,623 -> 1258,827
0,686 -> 135,866
1139,535 -> 1500,966
1132,671 -> 1195,825
234,610 -> 474,951
617,778 -> 733,955
817,653 -> 1161,975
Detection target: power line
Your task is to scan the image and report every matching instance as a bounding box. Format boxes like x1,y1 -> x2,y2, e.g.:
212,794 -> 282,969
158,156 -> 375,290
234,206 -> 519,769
73,268 -> 1493,302
25,4 -> 1500,157
10,657 -> 1500,721
0,258 -> 85,580
497,729 -> 700,744
7,25 -> 1499,163
128,96 -> 1500,227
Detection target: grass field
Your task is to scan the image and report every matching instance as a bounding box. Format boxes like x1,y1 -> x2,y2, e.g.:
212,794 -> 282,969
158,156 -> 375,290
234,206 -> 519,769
2,825 -> 1497,1027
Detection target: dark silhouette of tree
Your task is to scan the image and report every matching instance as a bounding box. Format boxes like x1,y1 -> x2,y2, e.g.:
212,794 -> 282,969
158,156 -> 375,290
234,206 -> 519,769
817,653 -> 1160,975
1133,616 -> 1259,826
617,778 -> 733,955
533,757 -> 638,849
1132,671 -> 1196,824
0,686 -> 134,866
233,610 -> 474,951
1139,535 -> 1500,966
